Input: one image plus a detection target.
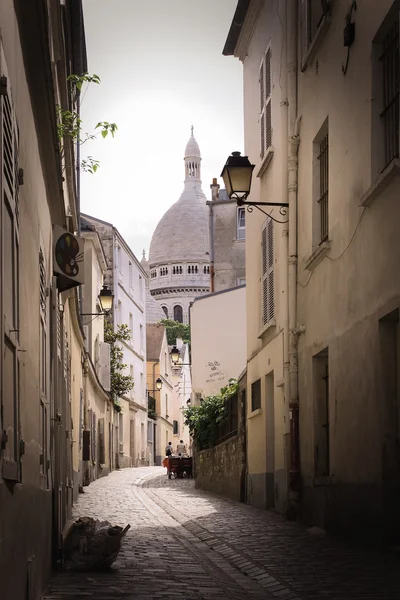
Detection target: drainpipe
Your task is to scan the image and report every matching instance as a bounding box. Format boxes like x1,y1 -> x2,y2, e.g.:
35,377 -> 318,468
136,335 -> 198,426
287,0 -> 301,517
207,178 -> 219,293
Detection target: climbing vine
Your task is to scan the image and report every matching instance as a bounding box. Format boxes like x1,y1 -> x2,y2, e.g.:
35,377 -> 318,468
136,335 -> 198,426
56,73 -> 117,173
184,379 -> 238,450
104,322 -> 134,405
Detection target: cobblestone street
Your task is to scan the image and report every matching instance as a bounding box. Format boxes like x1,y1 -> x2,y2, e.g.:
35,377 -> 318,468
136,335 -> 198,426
43,467 -> 400,600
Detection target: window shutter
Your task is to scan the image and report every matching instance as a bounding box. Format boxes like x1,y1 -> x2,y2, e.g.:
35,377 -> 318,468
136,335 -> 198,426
260,46 -> 272,159
1,46 -> 21,481
261,218 -> 274,326
98,418 -> 105,464
82,430 -> 91,461
98,341 -> 111,391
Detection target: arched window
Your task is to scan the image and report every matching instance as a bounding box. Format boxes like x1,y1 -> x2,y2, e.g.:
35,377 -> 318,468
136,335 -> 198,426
188,266 -> 191,274
162,306 -> 168,318
173,305 -> 183,323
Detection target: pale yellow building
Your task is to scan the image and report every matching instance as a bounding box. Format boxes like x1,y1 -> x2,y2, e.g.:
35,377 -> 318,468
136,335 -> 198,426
146,324 -> 174,464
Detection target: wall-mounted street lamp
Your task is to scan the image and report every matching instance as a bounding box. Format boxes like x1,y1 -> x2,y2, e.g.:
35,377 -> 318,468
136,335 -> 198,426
186,398 -> 191,407
170,346 -> 191,366
147,378 -> 163,394
221,151 -> 289,222
80,285 -> 114,317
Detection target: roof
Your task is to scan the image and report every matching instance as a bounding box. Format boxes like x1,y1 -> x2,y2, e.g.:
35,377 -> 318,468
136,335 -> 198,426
222,0 -> 250,56
145,286 -> 166,324
185,131 -> 201,158
146,324 -> 166,361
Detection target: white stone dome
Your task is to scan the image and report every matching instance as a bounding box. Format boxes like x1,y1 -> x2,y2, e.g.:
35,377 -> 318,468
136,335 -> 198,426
149,129 -> 209,265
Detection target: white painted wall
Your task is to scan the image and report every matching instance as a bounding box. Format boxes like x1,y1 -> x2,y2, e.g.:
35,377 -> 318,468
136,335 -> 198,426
191,286 -> 246,399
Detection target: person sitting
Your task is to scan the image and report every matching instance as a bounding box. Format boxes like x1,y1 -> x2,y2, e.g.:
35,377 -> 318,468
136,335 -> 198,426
176,440 -> 186,456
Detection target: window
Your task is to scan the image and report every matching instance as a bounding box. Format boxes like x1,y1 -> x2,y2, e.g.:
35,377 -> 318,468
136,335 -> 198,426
162,305 -> 168,318
174,305 -> 183,323
251,379 -> 261,412
116,245 -> 121,271
129,261 -> 133,289
237,277 -> 246,286
203,265 -> 210,274
160,266 -> 168,276
313,348 -> 330,477
237,207 -> 245,240
261,218 -> 274,326
173,420 -> 179,435
373,7 -> 400,172
312,119 -> 329,246
165,393 -> 169,419
129,312 -> 133,343
139,274 -> 144,300
260,45 -> 272,159
140,323 -> 143,351
140,372 -> 144,400
300,0 -> 332,67
1,50 -> 21,481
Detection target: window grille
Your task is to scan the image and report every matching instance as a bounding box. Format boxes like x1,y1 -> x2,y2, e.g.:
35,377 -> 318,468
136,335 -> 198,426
251,379 -> 261,412
317,133 -> 329,243
261,218 -> 274,326
260,46 -> 272,159
380,15 -> 399,169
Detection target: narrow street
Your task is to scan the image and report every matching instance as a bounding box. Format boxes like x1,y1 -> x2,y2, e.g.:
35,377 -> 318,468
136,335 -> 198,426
43,468 -> 399,600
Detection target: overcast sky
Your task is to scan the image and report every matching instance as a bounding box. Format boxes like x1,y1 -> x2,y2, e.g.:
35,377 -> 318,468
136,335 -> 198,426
80,0 -> 243,260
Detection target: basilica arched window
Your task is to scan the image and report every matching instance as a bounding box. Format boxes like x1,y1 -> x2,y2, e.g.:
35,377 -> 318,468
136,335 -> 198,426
162,306 -> 168,318
173,305 -> 183,323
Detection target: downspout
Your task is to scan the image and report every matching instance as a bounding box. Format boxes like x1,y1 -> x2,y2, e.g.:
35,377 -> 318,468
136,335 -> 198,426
207,178 -> 219,293
287,0 -> 302,517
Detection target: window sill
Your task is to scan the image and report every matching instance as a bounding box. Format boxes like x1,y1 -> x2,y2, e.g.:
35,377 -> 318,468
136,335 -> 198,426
248,408 -> 262,419
258,318 -> 276,339
256,146 -> 274,178
360,159 -> 400,207
301,14 -> 331,72
304,241 -> 331,271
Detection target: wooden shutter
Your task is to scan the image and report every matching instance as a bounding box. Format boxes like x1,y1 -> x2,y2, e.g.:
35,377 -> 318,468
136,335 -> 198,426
261,218 -> 274,326
98,341 -> 111,391
260,46 -> 272,159
98,418 -> 105,464
82,429 -> 90,461
1,46 -> 21,481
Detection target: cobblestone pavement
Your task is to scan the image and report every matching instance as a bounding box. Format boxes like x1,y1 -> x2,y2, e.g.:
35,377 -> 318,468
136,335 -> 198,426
43,467 -> 400,600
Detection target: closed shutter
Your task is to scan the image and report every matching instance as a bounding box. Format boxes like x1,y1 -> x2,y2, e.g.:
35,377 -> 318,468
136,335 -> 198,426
82,430 -> 90,461
261,218 -> 274,326
260,46 -> 272,159
1,45 -> 21,481
98,341 -> 111,391
98,418 -> 105,464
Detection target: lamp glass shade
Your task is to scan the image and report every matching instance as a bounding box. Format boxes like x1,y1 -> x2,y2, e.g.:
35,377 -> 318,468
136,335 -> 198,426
221,151 -> 255,200
156,377 -> 163,391
170,346 -> 180,364
186,398 -> 191,406
99,285 -> 114,313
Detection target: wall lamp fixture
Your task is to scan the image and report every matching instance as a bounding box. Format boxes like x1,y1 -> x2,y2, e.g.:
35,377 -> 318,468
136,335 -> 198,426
80,285 -> 114,317
170,346 -> 191,366
147,378 -> 163,393
221,151 -> 289,222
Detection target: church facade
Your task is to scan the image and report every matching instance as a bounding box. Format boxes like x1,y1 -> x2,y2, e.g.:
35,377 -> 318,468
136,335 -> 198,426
147,130 -> 211,324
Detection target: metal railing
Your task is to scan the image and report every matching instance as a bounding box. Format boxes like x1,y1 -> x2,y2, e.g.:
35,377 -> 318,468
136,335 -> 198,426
380,17 -> 399,169
318,133 -> 329,243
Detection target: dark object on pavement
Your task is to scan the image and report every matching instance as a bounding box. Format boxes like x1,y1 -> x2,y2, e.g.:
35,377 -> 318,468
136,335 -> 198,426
62,516 -> 131,571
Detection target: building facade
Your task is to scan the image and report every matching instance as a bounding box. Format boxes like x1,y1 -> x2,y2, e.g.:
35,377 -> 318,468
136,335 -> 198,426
148,130 -> 210,324
0,2 -> 89,598
224,0 -> 290,514
82,215 -> 149,467
170,339 -> 192,453
146,324 -> 174,465
225,0 -> 400,541
208,181 -> 246,292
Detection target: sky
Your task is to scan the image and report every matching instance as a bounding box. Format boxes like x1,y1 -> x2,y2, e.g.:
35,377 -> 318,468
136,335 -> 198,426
80,0 -> 243,260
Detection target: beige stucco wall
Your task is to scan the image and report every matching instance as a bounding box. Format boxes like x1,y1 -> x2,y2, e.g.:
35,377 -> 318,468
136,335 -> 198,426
296,0 -> 400,538
191,286 -> 247,399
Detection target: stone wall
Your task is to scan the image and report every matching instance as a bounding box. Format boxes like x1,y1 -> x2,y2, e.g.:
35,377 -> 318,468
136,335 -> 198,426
195,433 -> 245,502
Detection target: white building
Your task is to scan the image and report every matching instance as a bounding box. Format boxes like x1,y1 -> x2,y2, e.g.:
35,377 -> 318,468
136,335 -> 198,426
148,129 -> 210,323
170,339 -> 192,452
82,215 -> 148,467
